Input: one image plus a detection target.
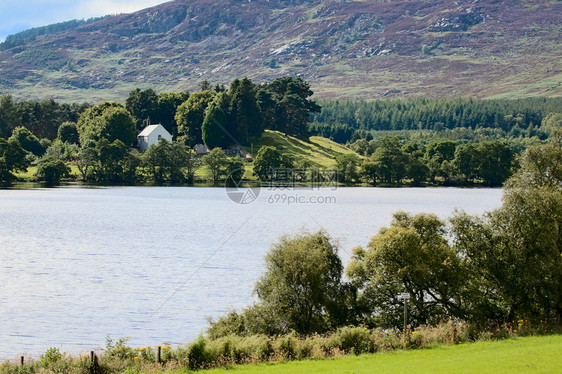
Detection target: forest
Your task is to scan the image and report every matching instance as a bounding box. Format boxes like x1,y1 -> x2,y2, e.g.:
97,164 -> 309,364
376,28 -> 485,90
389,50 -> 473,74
0,76 -> 560,186
310,97 -> 562,150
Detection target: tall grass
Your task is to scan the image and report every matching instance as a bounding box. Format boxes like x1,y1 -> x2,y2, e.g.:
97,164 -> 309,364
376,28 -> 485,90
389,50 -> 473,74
2,321 -> 554,373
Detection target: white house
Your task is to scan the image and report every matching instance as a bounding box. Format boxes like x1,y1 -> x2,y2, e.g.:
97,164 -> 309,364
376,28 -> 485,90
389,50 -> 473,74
137,124 -> 172,152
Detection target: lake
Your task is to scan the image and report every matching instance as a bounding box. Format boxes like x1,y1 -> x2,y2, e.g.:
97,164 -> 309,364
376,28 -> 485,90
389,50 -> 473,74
0,186 -> 502,359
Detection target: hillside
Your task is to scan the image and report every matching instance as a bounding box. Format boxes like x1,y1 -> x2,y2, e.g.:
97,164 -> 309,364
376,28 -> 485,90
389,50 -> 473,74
255,130 -> 359,168
0,0 -> 560,101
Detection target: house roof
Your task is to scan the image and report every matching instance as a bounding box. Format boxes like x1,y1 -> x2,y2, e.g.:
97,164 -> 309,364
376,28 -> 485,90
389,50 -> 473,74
138,124 -> 169,137
194,144 -> 210,153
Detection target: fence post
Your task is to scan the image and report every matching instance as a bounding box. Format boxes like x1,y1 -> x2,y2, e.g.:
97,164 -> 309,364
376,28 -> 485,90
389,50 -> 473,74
90,351 -> 96,374
157,346 -> 161,364
20,356 -> 24,366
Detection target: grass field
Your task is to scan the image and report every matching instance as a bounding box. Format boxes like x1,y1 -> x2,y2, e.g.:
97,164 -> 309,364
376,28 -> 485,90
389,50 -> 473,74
198,335 -> 562,374
255,130 -> 358,168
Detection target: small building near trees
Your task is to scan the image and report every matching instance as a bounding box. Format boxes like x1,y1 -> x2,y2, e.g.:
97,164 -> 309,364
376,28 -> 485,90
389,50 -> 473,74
194,144 -> 211,157
137,124 -> 172,152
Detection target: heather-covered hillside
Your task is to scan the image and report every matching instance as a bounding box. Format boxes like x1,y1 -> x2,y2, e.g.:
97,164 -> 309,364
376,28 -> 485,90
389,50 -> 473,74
0,0 -> 560,101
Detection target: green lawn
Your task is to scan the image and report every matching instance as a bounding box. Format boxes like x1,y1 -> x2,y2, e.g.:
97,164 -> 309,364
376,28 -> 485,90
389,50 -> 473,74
199,335 -> 562,374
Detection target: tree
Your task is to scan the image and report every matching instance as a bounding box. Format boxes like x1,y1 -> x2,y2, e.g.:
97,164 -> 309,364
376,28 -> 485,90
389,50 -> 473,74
264,77 -> 321,138
99,107 -> 137,147
371,136 -> 407,183
57,122 -> 79,144
256,88 -> 276,129
253,231 -> 349,335
199,79 -> 212,91
350,139 -> 370,156
425,141 -> 457,163
43,139 -> 79,162
34,156 -> 70,183
226,157 -> 245,184
77,102 -> 136,146
167,141 -> 195,183
252,145 -> 293,181
179,145 -> 198,184
94,139 -> 139,183
143,139 -> 195,183
143,138 -> 169,183
453,143 -> 478,182
0,94 -> 20,138
201,101 -> 227,148
76,146 -> 98,182
406,157 -> 429,186
156,91 -> 189,136
336,153 -> 361,183
424,140 -> 457,183
507,129 -> 562,189
202,148 -> 229,184
347,212 -> 464,327
540,112 -> 562,134
474,141 -> 514,186
10,126 -> 45,156
361,161 -> 378,185
229,77 -> 263,144
126,88 -> 159,131
36,99 -> 62,139
175,91 -> 215,146
450,135 -> 562,323
0,138 -> 30,182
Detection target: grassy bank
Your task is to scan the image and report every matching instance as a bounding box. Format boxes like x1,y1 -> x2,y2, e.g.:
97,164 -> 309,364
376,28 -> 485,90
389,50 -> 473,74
2,324 -> 560,374
199,335 -> 562,374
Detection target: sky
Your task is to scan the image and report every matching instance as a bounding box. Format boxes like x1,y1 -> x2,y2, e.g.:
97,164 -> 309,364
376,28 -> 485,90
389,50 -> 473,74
0,0 -> 171,42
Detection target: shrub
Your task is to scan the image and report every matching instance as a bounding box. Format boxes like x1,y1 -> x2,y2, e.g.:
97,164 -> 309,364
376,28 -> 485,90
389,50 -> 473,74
335,326 -> 373,354
187,335 -> 217,369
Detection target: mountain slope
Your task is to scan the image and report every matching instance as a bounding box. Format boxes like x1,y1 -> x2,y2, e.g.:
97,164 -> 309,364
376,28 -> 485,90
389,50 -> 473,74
0,0 -> 560,101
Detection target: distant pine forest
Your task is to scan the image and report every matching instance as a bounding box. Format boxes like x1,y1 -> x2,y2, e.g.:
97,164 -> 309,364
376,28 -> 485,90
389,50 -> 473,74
311,97 -> 562,144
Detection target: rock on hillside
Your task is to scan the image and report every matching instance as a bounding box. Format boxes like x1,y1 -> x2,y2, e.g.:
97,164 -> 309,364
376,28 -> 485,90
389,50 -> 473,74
0,0 -> 560,101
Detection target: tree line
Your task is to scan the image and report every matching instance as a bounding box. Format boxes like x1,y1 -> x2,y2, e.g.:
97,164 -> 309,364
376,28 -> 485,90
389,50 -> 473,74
0,16 -> 111,51
124,76 -> 319,147
336,136 -> 515,186
0,95 -> 89,140
2,79 -> 561,185
0,76 -> 320,184
311,97 -> 562,143
209,133 -> 562,337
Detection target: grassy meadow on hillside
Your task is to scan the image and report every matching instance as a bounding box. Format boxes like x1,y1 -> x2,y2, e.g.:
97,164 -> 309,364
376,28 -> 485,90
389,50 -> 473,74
254,130 -> 358,169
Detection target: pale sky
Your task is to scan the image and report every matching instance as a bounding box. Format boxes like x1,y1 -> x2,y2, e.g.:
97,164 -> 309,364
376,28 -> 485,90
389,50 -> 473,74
0,0 -> 171,42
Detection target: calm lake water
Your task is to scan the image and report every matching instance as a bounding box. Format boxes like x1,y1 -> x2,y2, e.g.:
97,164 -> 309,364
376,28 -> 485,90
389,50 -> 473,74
0,186 -> 502,359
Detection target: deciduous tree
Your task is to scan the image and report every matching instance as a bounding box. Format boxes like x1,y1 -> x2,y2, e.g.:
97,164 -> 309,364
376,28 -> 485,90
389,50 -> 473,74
77,102 -> 136,146
175,91 -> 215,146
252,145 -> 293,181
202,147 -> 229,184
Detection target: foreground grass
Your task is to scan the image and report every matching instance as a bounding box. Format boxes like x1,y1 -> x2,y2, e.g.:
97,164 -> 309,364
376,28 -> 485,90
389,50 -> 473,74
198,335 -> 562,374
